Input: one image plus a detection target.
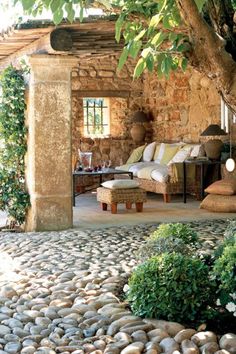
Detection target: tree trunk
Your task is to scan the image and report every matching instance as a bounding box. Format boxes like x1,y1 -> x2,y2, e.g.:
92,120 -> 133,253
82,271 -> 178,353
177,0 -> 236,112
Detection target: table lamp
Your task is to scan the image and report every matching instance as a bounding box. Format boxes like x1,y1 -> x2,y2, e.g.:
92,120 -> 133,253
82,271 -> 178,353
200,124 -> 227,160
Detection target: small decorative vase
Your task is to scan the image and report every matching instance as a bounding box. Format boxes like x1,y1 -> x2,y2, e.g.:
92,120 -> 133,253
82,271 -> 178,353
130,123 -> 146,143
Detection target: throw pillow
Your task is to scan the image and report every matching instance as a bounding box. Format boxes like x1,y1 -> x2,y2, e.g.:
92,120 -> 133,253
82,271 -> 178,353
101,179 -> 140,189
155,143 -> 180,165
200,194 -> 236,212
168,147 -> 192,165
205,179 -> 236,196
143,142 -> 156,162
126,145 -> 146,164
153,143 -> 161,161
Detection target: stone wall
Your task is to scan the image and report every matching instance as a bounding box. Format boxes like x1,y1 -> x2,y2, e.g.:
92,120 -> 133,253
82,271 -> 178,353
142,70 -> 220,143
72,54 -> 222,167
71,55 -> 143,166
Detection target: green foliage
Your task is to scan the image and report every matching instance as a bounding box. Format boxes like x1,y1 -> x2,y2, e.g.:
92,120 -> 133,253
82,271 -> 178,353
127,253 -> 216,322
212,243 -> 236,308
115,0 -> 189,78
0,65 -> 30,225
138,223 -> 199,261
150,223 -> 198,243
214,220 -> 236,259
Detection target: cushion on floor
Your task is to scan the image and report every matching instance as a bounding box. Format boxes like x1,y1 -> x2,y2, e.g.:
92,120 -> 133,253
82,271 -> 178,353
204,179 -> 236,196
200,194 -> 236,212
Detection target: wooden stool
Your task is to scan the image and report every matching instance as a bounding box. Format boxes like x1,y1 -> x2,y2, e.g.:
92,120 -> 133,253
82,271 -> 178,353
97,187 -> 147,214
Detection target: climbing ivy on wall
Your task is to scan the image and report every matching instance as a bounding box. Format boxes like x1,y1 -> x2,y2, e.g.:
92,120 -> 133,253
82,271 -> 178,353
0,65 -> 30,226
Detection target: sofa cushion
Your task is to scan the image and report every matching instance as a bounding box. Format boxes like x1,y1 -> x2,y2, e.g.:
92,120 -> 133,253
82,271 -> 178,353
143,142 -> 156,162
155,143 -> 180,165
153,144 -> 161,161
126,144 -> 146,164
151,165 -> 169,183
200,194 -> 236,212
205,179 -> 236,196
129,162 -> 157,177
116,163 -> 135,172
101,179 -> 140,189
168,147 -> 192,164
182,144 -> 204,157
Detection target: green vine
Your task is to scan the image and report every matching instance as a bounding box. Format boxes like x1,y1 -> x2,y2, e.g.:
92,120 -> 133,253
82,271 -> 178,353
0,65 -> 30,226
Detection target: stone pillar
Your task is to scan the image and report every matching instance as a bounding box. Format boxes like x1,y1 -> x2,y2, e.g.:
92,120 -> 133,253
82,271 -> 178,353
25,55 -> 78,231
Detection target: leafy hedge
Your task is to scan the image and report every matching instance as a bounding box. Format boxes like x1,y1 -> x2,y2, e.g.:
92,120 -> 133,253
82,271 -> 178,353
138,223 -> 199,261
0,65 -> 30,225
127,253 -> 216,322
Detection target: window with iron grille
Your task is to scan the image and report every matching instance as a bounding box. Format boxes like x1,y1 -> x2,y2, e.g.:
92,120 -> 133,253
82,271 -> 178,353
83,98 -> 110,136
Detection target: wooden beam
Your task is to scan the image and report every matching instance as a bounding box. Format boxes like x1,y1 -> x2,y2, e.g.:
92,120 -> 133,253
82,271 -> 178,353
50,29 -> 73,51
75,90 -> 130,98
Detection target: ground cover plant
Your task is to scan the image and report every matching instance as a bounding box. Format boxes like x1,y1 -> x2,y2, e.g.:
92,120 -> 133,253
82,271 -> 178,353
127,222 -> 236,331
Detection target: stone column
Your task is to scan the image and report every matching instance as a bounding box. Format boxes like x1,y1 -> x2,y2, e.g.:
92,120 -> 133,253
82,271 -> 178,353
25,55 -> 78,231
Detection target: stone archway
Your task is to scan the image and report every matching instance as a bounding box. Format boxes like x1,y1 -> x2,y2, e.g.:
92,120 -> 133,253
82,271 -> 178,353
25,55 -> 78,231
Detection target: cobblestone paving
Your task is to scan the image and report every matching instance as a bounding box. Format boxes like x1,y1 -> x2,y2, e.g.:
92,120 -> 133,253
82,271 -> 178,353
0,219 -> 235,354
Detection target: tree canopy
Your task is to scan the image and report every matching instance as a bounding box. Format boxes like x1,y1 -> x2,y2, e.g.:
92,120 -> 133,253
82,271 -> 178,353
12,0 -> 236,111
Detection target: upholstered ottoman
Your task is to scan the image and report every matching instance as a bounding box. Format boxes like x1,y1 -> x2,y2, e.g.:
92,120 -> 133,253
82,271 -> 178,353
97,181 -> 147,214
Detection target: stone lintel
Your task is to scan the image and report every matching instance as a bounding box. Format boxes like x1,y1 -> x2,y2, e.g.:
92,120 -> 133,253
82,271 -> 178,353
28,54 -> 79,68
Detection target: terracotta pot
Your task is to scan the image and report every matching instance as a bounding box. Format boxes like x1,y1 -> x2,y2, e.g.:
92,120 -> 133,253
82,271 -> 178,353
204,139 -> 223,160
130,123 -> 146,143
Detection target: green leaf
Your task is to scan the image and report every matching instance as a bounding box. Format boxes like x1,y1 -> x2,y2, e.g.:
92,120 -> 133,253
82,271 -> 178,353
157,53 -> 165,78
151,32 -> 167,47
134,29 -> 146,42
194,0 -> 207,11
65,2 -> 75,23
53,8 -> 64,24
115,15 -> 124,43
21,0 -> 35,11
141,47 -> 152,59
149,14 -> 162,29
79,2 -> 84,22
146,55 -> 154,72
129,41 -> 142,59
133,58 -> 146,78
50,0 -> 61,13
118,47 -> 129,70
163,14 -> 172,29
42,0 -> 51,8
181,57 -> 188,71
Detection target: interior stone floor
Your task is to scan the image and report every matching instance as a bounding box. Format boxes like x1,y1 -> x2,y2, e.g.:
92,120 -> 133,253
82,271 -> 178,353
73,192 -> 236,229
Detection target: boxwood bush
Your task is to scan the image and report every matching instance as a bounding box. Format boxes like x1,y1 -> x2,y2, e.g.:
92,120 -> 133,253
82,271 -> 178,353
127,253 -> 216,322
212,243 -> 236,313
138,223 -> 199,261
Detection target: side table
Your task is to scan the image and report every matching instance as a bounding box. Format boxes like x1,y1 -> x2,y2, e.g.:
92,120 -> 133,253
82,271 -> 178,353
183,159 -> 223,203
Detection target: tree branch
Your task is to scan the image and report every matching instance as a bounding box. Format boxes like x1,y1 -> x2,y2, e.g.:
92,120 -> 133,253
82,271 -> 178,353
176,0 -> 236,99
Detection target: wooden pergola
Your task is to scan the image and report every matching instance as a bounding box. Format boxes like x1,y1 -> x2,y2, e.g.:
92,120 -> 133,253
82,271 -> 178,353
0,16 -> 123,69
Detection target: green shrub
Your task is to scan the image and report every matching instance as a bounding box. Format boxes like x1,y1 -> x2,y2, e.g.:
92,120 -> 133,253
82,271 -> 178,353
150,223 -> 198,243
214,221 -> 236,259
127,253 -> 215,322
212,243 -> 236,311
138,223 -> 199,261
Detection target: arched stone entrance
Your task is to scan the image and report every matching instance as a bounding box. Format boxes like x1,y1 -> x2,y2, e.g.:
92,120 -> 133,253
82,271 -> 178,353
25,55 -> 78,231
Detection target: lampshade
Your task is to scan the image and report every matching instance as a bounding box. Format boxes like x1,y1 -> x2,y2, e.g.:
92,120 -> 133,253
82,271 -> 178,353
200,124 -> 227,136
132,111 -> 149,123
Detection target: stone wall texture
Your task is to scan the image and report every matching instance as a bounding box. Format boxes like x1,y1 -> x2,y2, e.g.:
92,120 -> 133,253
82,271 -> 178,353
72,54 -> 222,167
